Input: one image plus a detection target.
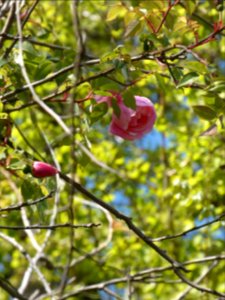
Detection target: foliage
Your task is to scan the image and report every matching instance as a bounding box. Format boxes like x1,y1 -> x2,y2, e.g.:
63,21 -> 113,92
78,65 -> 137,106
0,0 -> 224,299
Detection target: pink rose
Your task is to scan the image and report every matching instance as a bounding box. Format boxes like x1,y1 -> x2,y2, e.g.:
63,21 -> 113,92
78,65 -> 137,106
32,161 -> 58,178
95,93 -> 156,140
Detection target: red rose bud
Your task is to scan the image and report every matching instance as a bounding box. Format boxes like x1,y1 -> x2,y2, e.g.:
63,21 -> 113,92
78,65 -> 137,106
32,161 -> 58,178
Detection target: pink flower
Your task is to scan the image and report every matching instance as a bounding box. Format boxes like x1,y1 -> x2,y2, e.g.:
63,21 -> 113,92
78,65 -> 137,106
32,161 -> 58,178
95,93 -> 156,140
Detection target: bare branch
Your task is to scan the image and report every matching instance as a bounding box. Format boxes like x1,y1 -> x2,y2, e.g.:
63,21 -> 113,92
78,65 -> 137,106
58,172 -> 225,298
0,232 -> 52,295
151,212 -> 225,242
0,1 -> 15,48
59,172 -> 187,270
0,192 -> 54,213
35,253 -> 225,300
71,198 -> 113,266
0,33 -> 71,50
0,223 -> 101,230
15,1 -> 71,135
0,276 -> 27,300
175,261 -> 219,300
3,0 -> 39,58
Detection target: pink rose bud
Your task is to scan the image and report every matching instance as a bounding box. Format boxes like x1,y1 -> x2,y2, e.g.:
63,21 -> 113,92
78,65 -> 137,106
111,95 -> 156,140
32,161 -> 58,178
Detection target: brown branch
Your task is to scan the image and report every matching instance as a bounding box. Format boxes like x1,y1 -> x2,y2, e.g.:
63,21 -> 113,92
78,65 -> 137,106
50,254 -> 225,300
155,0 -> 180,34
151,212 -> 225,242
14,122 -> 45,161
58,0 -> 84,295
175,261 -> 219,300
58,172 -> 225,298
0,223 -> 101,230
1,48 -> 178,103
188,25 -> 225,50
0,277 -> 27,300
0,33 -> 70,50
59,172 -> 186,270
174,268 -> 225,298
0,192 -> 54,213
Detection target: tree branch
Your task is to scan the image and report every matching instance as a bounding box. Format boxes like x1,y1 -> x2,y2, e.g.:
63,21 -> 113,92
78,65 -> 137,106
151,212 -> 225,242
59,172 -> 186,270
0,192 -> 54,213
0,223 -> 100,230
0,277 -> 27,300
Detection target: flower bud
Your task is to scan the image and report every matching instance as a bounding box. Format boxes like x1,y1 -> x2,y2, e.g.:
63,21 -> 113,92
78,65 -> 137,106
32,161 -> 58,178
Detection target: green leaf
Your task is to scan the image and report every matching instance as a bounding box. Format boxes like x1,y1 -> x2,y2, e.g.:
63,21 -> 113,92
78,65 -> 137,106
94,90 -> 112,97
76,149 -> 91,167
185,0 -> 197,16
131,0 -> 140,6
213,96 -> 225,114
90,102 -> 108,124
155,74 -> 167,93
170,67 -> 183,83
37,200 -> 48,223
111,97 -> 121,118
21,180 -> 44,201
179,61 -> 208,74
106,5 -> 126,22
0,147 -> 6,160
100,51 -> 118,63
34,60 -> 53,80
124,19 -> 142,38
22,41 -> 38,56
0,113 -> 8,120
113,59 -> 126,70
123,91 -> 136,110
177,72 -> 199,88
207,81 -> 225,93
0,57 -> 7,67
140,0 -> 164,10
8,158 -> 26,170
192,105 -> 217,120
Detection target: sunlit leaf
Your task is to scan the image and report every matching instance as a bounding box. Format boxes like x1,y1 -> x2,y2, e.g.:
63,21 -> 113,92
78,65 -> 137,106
106,5 -> 127,22
177,72 -> 199,88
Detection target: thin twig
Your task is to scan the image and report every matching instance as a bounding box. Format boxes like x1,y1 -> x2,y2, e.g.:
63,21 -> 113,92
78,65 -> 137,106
71,198 -> 113,267
155,0 -> 180,34
14,122 -> 45,161
58,172 -> 225,298
35,253 -> 225,300
15,1 -> 71,135
0,1 -> 15,48
17,112 -> 61,295
103,287 -> 123,300
0,33 -> 70,50
59,172 -> 186,270
151,212 -> 225,242
0,191 -> 54,213
58,0 -> 83,295
0,223 -> 101,230
0,232 -> 52,295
